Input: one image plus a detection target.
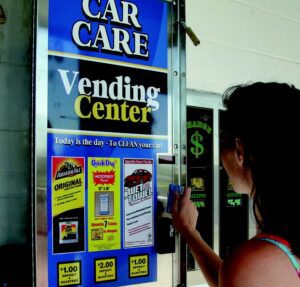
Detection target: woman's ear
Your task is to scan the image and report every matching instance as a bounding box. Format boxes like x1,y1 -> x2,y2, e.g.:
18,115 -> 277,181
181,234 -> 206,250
235,138 -> 244,165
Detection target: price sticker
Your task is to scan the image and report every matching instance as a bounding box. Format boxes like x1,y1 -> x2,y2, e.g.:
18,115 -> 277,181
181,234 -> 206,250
129,254 -> 149,278
57,261 -> 81,286
94,257 -> 117,283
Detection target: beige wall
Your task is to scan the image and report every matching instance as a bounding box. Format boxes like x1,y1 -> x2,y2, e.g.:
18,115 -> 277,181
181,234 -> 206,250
186,0 -> 300,94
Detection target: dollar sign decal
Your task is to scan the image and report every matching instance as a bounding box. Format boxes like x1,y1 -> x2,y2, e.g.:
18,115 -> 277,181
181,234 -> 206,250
190,130 -> 205,158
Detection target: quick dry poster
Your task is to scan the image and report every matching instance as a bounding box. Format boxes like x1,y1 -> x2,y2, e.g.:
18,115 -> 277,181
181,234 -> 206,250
88,158 -> 121,251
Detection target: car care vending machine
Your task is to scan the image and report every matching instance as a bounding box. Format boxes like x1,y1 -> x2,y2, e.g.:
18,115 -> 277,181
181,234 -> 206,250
35,0 -> 187,286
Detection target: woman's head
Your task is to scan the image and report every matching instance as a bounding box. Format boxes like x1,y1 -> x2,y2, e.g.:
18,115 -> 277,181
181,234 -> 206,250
221,82 -> 300,255
221,137 -> 253,195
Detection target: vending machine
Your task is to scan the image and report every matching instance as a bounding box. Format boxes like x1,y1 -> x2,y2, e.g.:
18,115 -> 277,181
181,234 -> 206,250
34,0 -> 187,286
186,90 -> 250,286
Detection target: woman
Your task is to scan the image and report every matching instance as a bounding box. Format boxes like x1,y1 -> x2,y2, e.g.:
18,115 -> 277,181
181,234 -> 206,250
172,82 -> 300,286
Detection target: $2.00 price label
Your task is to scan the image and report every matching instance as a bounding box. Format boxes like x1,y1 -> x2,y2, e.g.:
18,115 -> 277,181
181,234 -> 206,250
94,257 -> 117,283
129,254 -> 149,278
57,261 -> 81,286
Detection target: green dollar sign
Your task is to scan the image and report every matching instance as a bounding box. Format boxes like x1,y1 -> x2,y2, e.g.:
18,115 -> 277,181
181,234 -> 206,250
190,130 -> 205,158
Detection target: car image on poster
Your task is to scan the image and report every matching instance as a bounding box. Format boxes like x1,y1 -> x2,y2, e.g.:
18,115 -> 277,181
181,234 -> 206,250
123,159 -> 154,248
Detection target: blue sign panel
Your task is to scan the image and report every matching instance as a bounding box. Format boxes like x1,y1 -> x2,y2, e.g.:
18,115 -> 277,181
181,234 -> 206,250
49,0 -> 168,69
48,133 -> 167,286
47,0 -> 169,286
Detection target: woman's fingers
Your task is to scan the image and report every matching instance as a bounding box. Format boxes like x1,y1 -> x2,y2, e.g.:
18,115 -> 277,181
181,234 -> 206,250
172,186 -> 192,213
181,187 -> 192,203
172,192 -> 180,214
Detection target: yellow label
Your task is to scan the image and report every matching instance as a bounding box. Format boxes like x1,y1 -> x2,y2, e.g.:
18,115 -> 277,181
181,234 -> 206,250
58,261 -> 81,286
88,158 -> 121,251
95,258 -> 116,283
52,157 -> 85,217
129,254 -> 149,278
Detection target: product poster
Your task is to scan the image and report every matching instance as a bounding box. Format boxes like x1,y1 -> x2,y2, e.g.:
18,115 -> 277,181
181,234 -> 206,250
52,157 -> 85,253
124,159 -> 154,248
47,0 -> 169,285
88,158 -> 121,251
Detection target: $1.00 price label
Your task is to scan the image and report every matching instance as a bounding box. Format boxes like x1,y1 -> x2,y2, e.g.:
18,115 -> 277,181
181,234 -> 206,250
57,261 -> 81,286
95,257 -> 117,283
129,254 -> 149,278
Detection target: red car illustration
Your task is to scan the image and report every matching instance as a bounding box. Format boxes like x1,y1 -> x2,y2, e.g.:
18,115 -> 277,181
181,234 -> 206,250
124,169 -> 152,187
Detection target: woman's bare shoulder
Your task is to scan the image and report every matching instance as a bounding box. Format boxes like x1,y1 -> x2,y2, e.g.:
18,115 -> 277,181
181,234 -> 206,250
219,238 -> 300,287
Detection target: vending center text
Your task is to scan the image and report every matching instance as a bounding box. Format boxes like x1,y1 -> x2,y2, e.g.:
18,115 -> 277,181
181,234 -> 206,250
58,69 -> 160,123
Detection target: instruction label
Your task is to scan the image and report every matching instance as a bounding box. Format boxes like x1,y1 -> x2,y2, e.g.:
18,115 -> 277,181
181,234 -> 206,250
57,261 -> 81,286
129,254 -> 149,278
94,257 -> 117,283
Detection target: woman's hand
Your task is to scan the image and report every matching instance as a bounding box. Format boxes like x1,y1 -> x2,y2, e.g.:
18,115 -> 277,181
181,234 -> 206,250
171,187 -> 199,238
172,187 -> 221,287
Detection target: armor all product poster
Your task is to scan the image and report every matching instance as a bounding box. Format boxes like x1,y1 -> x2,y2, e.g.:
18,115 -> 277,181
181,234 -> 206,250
52,157 -> 85,254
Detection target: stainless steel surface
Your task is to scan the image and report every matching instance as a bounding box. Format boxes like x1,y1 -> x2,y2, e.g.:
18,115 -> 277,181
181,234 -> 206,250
169,0 -> 187,285
35,0 -> 48,285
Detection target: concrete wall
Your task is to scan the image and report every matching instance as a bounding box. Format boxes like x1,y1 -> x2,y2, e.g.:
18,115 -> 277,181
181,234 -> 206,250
0,0 -> 32,245
186,0 -> 300,94
0,1 -> 32,284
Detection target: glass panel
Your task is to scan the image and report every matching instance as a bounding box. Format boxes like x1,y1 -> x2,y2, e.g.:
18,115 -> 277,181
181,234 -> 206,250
186,90 -> 222,287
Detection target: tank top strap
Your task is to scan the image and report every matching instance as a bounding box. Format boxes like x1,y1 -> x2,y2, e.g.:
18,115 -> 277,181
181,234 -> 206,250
255,233 -> 300,278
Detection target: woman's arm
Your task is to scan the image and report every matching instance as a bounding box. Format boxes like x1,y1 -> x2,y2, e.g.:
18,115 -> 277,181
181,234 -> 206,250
172,188 -> 222,287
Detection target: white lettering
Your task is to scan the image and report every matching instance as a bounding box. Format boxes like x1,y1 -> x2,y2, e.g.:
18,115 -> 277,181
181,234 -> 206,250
57,69 -> 79,95
72,21 -> 92,47
121,1 -> 142,29
57,70 -> 160,110
71,0 -> 148,58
